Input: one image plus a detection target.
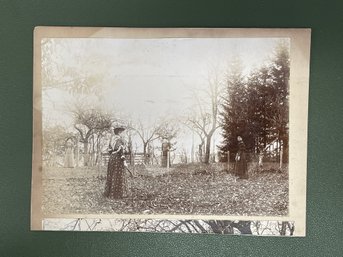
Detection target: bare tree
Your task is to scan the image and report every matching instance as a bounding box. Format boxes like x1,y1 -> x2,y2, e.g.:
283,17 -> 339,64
133,120 -> 162,161
71,103 -> 113,166
42,124 -> 74,167
155,120 -> 179,142
186,70 -> 223,164
132,119 -> 179,165
276,221 -> 294,236
117,219 -> 252,235
184,114 -> 207,162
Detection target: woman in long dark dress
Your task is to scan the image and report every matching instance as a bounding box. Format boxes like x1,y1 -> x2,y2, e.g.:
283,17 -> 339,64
104,127 -> 127,199
235,136 -> 248,179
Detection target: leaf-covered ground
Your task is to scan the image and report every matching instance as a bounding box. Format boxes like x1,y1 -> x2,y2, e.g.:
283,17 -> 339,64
42,163 -> 288,216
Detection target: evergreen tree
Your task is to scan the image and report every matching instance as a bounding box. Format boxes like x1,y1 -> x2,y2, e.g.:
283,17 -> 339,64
219,57 -> 249,159
246,65 -> 272,151
245,41 -> 289,159
268,40 -> 290,162
220,41 -> 290,163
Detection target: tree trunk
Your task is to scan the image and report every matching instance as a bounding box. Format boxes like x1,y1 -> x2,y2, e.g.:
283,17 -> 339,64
288,222 -> 294,235
191,132 -> 195,163
143,142 -> 149,164
91,135 -> 95,167
282,136 -> 288,163
83,141 -> 89,166
96,135 -> 101,167
75,137 -> 79,167
143,142 -> 147,156
204,134 -> 213,164
207,221 -> 222,234
198,144 -> 203,163
263,131 -> 267,148
280,221 -> 287,235
232,221 -> 252,234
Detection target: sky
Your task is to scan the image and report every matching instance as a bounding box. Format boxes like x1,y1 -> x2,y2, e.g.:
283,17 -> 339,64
42,37 -> 289,157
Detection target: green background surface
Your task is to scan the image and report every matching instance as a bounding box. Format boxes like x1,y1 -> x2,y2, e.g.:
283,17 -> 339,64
0,0 -> 342,256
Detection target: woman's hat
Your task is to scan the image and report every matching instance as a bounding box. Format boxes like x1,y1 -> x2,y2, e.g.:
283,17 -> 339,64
113,126 -> 126,133
112,121 -> 126,133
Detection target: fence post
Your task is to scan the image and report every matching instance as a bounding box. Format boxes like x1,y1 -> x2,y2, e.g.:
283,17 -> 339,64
280,148 -> 283,170
227,151 -> 230,171
167,150 -> 170,169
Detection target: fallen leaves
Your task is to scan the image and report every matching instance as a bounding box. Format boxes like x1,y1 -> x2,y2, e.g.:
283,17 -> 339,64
42,163 -> 288,217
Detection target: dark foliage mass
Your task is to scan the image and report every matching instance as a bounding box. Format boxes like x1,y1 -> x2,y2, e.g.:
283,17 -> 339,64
220,41 -> 289,163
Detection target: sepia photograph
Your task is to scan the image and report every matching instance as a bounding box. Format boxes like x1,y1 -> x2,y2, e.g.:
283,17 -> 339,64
32,27 -> 310,235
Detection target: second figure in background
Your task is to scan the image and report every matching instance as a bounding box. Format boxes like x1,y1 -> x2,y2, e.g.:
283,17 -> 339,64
235,136 -> 248,179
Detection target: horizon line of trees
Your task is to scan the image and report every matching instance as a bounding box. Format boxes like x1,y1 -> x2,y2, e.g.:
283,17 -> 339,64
42,107 -> 181,168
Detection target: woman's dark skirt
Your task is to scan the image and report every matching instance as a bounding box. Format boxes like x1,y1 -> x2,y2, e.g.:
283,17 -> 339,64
235,153 -> 248,179
104,154 -> 126,199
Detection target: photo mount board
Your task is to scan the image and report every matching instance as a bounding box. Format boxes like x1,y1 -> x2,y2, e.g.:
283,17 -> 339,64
32,27 -> 311,236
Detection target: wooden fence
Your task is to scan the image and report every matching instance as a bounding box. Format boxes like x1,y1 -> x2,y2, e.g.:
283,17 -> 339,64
102,152 -> 146,166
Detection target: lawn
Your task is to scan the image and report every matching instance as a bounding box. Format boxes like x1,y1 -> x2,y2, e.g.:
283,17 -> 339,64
42,163 -> 288,217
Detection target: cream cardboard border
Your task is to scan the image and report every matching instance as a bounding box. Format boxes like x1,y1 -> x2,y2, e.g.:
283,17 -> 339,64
32,27 -> 311,236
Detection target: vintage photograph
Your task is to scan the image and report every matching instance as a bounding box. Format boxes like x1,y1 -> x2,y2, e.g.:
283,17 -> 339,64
32,28 -> 310,235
